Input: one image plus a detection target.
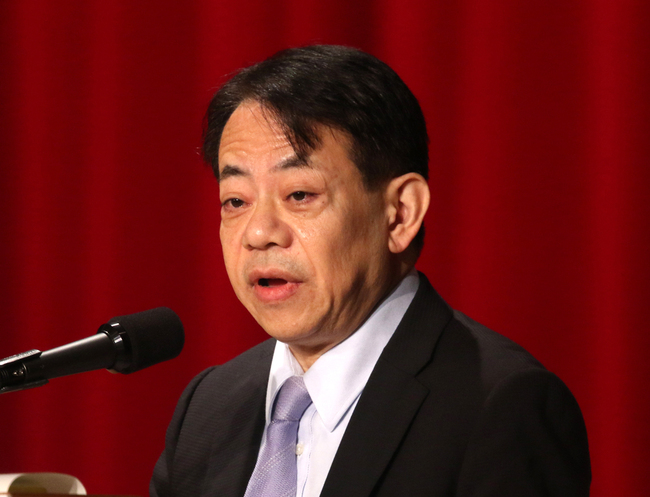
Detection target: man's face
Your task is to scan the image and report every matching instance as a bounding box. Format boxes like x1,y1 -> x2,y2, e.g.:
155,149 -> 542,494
218,102 -> 395,362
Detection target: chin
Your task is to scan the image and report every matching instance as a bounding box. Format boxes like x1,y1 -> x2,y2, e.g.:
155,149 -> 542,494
260,322 -> 307,342
258,319 -> 317,346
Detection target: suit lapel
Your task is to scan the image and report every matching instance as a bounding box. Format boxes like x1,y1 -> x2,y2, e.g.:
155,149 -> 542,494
320,274 -> 453,497
199,340 -> 275,497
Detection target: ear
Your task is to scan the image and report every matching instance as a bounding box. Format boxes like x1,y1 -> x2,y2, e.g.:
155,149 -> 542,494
384,173 -> 430,254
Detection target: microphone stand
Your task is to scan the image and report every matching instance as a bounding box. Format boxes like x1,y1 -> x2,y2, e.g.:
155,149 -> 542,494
0,323 -> 128,394
0,350 -> 48,393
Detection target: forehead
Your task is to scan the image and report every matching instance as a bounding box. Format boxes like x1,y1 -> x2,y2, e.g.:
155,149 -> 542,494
219,102 -> 288,161
218,102 -> 357,181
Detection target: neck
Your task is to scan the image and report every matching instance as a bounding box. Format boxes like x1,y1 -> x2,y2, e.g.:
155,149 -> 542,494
288,264 -> 415,371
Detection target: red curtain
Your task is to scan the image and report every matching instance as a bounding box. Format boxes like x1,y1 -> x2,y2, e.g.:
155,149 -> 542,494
1,1 -> 648,495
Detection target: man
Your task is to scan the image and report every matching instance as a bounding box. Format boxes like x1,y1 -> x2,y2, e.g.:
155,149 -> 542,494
151,45 -> 591,496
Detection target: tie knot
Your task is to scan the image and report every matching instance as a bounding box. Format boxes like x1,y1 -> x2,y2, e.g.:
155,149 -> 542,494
272,376 -> 312,422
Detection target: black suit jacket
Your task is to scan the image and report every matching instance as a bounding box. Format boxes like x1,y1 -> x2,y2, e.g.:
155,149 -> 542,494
151,274 -> 591,496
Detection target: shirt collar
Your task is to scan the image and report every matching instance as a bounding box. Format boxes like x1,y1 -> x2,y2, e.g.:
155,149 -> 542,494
265,269 -> 420,431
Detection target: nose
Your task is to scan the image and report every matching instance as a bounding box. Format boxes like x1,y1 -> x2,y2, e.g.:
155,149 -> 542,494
242,198 -> 292,250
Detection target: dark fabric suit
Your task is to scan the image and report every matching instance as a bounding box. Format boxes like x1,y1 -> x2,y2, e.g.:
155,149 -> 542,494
151,274 -> 591,496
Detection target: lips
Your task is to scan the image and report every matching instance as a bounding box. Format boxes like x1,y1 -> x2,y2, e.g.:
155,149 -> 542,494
248,268 -> 302,303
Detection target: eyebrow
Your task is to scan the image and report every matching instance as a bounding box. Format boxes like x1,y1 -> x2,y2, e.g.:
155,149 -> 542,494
218,155 -> 312,182
218,164 -> 246,182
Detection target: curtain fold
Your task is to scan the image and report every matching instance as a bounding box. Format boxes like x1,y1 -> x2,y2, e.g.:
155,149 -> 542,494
1,1 -> 648,495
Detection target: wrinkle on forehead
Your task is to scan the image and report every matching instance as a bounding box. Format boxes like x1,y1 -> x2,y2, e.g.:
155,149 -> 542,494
218,101 -> 355,183
221,103 -> 287,150
219,155 -> 312,183
217,102 -> 289,181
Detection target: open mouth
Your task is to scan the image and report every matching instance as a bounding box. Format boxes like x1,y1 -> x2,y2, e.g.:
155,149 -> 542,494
258,278 -> 288,287
252,273 -> 300,302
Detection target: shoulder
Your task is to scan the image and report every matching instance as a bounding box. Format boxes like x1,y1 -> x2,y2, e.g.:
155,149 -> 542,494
395,276 -> 591,492
190,339 -> 276,388
448,309 -> 545,385
397,273 -> 588,441
396,273 -> 547,391
151,339 -> 275,496
453,340 -> 592,494
175,338 -> 276,414
163,338 -> 275,441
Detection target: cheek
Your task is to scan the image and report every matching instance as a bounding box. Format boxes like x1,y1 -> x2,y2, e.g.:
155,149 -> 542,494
297,212 -> 370,269
220,224 -> 242,275
293,218 -> 329,243
219,225 -> 230,260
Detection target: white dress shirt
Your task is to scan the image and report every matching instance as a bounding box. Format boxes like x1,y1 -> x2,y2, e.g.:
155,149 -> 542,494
259,270 -> 419,497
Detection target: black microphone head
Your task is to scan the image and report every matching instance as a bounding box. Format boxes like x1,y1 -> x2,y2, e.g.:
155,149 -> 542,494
105,307 -> 184,374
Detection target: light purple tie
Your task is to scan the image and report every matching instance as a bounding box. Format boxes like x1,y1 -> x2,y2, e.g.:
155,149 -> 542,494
244,375 -> 313,497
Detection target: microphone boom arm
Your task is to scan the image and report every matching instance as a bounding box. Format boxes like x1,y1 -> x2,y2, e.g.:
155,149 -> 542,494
0,324 -> 129,394
0,349 -> 48,393
0,307 -> 183,395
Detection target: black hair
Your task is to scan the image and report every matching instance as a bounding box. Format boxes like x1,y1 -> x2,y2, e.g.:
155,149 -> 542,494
202,44 -> 429,252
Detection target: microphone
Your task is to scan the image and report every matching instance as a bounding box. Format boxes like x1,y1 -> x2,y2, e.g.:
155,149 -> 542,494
0,307 -> 184,394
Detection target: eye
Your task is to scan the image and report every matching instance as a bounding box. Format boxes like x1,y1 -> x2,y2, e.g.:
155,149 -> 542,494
285,190 -> 319,208
289,191 -> 308,201
222,198 -> 245,209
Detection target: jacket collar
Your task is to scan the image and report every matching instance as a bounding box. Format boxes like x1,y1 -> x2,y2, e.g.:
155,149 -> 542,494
320,273 -> 453,497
